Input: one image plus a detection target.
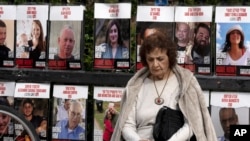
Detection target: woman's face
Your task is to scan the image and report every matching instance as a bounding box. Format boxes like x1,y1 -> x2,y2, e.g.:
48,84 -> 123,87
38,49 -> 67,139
32,22 -> 41,39
107,112 -> 112,120
109,24 -> 118,44
146,47 -> 170,80
229,30 -> 241,45
0,113 -> 10,134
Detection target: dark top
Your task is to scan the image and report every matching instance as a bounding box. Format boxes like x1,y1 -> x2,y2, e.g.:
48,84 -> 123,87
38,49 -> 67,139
28,40 -> 41,60
30,115 -> 43,129
0,45 -> 10,59
54,54 -> 75,61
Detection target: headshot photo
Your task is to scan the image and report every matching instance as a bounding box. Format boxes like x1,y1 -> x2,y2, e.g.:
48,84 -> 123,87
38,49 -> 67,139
49,21 -> 82,60
0,20 -> 14,60
15,98 -> 48,139
16,20 -> 47,60
95,19 -> 130,59
52,99 -> 86,140
174,22 -> 194,64
216,23 -> 250,66
211,106 -> 249,141
185,22 -> 211,65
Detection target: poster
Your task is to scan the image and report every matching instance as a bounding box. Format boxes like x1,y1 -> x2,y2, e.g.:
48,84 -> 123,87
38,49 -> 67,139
51,84 -> 88,141
215,6 -> 250,76
94,3 -> 131,70
15,5 -> 48,68
14,82 -> 50,141
0,81 -> 15,140
210,91 -> 250,141
175,6 -> 213,74
93,86 -> 124,141
48,6 -> 85,70
0,5 -> 16,67
136,6 -> 174,70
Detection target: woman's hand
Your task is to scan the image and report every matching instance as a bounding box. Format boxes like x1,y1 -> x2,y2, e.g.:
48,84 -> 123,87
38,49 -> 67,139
32,38 -> 39,48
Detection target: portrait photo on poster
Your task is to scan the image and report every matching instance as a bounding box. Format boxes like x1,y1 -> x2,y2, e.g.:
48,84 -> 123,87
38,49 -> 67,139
185,22 -> 211,65
14,98 -> 49,140
211,106 -> 250,141
174,22 -> 194,65
49,21 -> 82,61
94,19 -> 130,69
52,98 -> 86,140
15,20 -> 47,60
0,20 -> 15,60
216,23 -> 250,66
94,101 -> 120,141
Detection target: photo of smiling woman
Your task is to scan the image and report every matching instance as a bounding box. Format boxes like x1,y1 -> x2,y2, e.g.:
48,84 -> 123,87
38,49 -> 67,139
221,24 -> 250,66
216,23 -> 250,66
94,19 -> 130,69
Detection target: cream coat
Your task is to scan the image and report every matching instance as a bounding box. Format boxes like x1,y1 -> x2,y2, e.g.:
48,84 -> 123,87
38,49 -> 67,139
111,65 -> 217,141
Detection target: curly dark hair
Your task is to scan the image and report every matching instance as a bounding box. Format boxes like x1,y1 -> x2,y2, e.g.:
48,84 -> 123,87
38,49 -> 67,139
139,31 -> 177,69
222,30 -> 245,52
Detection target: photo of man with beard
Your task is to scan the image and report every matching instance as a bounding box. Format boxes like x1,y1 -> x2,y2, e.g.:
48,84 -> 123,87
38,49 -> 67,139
188,23 -> 211,64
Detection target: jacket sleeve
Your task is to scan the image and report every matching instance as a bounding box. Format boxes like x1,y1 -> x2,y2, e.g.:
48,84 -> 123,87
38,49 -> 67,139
179,76 -> 217,141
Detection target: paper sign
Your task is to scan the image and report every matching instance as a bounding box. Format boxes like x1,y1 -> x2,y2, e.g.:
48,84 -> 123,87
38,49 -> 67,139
94,86 -> 124,102
175,6 -> 213,22
16,5 -> 48,20
0,5 -> 16,19
211,91 -> 250,108
94,3 -> 131,19
136,6 -> 174,22
215,6 -> 250,23
53,85 -> 88,99
14,83 -> 50,98
50,6 -> 85,21
0,82 -> 15,96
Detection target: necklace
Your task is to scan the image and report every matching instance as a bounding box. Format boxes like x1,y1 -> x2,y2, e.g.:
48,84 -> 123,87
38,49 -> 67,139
153,71 -> 171,105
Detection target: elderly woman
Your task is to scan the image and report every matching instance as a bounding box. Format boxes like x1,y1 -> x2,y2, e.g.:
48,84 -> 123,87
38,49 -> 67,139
111,31 -> 217,141
221,24 -> 250,66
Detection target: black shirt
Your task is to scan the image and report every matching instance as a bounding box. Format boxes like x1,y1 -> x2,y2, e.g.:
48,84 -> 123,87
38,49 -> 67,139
0,45 -> 10,59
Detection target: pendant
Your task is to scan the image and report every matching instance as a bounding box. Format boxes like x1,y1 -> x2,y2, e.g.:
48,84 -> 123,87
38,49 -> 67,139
155,97 -> 164,105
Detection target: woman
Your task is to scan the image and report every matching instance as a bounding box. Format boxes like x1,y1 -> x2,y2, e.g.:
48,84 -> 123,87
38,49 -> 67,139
111,31 -> 217,141
221,24 -> 250,65
27,20 -> 46,60
101,19 -> 129,59
103,111 -> 114,141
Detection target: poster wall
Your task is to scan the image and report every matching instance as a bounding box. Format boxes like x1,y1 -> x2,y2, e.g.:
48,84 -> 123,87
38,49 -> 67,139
93,86 -> 124,141
14,82 -> 50,141
15,5 -> 48,68
215,6 -> 250,76
136,6 -> 175,71
175,6 -> 213,74
0,6 -> 16,67
48,6 -> 85,70
210,91 -> 250,141
52,84 -> 88,141
94,3 -> 131,70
